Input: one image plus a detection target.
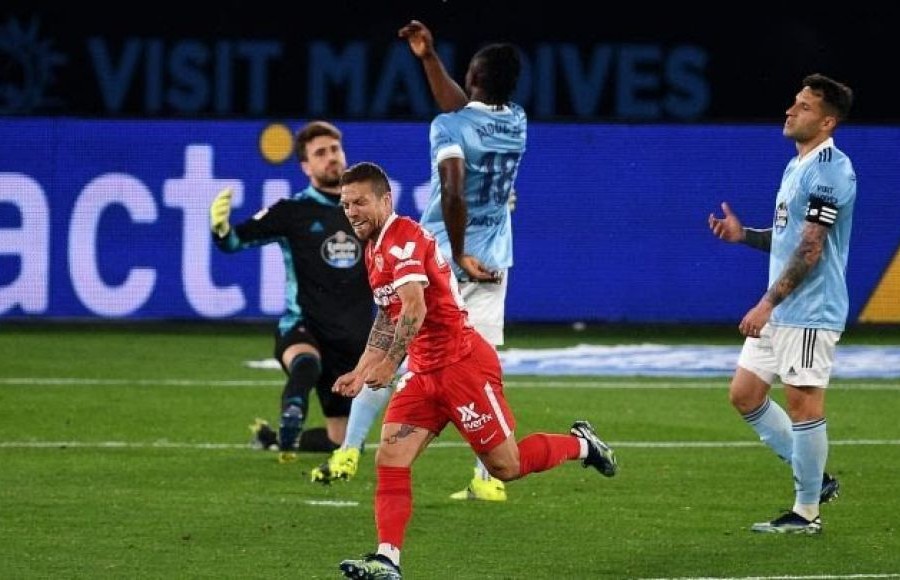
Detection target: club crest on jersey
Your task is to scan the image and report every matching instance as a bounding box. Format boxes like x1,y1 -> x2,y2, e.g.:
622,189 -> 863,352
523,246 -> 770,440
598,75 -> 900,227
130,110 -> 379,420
321,230 -> 362,268
773,201 -> 788,232
374,254 -> 384,272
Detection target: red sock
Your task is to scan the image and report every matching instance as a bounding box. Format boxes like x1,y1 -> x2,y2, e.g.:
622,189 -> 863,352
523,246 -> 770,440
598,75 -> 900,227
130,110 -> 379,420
375,465 -> 412,549
517,433 -> 581,476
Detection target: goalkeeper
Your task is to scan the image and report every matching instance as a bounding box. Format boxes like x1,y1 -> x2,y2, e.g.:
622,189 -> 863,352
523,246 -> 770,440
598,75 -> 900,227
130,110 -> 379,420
210,120 -> 373,463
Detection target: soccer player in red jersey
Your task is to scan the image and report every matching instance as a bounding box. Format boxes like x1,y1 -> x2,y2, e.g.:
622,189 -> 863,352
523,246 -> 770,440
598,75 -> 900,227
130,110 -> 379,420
333,161 -> 618,580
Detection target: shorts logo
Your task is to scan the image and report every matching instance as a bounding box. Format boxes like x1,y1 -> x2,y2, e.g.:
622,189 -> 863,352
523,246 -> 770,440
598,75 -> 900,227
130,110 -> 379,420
456,402 -> 494,432
479,432 -> 498,445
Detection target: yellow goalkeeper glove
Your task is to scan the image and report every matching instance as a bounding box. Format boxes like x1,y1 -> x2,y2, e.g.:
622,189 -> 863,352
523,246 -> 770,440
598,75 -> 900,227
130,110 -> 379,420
209,188 -> 232,237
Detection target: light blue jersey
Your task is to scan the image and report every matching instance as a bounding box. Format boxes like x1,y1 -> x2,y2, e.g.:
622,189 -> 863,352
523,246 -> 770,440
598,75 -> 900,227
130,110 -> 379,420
420,101 -> 527,279
769,138 -> 856,331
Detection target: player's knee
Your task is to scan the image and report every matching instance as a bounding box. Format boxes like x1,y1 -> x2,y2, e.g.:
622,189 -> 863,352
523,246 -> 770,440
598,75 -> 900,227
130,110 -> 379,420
729,387 -> 763,414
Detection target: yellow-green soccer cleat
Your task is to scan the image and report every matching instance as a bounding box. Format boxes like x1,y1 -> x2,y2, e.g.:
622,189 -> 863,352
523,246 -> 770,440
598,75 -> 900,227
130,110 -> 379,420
248,418 -> 278,451
449,467 -> 507,501
277,451 -> 298,464
310,447 -> 360,484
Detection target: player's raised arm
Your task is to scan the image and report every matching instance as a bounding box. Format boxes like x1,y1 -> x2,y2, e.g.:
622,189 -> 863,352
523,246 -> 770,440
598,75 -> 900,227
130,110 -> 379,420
399,20 -> 468,111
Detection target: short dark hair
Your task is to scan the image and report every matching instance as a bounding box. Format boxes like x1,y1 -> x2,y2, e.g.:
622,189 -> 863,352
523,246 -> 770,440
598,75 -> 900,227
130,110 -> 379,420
471,43 -> 521,105
295,120 -> 342,162
803,73 -> 853,122
340,161 -> 391,196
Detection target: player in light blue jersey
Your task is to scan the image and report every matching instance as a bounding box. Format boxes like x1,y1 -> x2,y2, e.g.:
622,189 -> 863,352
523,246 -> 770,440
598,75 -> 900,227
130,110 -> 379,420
312,21 -> 529,503
403,20 -> 526,502
709,73 -> 855,535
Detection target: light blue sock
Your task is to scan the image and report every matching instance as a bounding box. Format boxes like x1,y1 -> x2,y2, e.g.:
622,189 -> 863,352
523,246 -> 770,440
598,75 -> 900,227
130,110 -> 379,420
792,418 -> 828,506
475,457 -> 492,480
343,385 -> 392,450
743,397 -> 793,464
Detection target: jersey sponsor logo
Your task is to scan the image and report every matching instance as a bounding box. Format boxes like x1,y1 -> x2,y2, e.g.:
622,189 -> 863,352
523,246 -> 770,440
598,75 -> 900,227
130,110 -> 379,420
372,283 -> 398,306
388,242 -> 415,260
396,258 -> 422,270
321,230 -> 361,268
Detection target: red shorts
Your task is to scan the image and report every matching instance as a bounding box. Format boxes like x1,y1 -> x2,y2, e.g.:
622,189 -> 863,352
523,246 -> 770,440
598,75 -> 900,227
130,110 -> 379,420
384,333 -> 516,454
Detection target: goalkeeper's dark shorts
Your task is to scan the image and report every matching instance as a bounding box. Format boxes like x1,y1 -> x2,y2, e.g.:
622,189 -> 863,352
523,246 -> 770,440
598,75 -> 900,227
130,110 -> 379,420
273,324 -> 361,418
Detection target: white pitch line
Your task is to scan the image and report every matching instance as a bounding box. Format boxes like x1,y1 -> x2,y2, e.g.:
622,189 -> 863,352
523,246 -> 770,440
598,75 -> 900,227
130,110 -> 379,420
2,439 -> 899,450
642,575 -> 900,580
303,500 -> 359,507
1,377 -> 898,390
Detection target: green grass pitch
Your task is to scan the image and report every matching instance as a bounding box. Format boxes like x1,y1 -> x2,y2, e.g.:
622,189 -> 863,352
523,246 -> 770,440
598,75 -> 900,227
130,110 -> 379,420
1,323 -> 898,579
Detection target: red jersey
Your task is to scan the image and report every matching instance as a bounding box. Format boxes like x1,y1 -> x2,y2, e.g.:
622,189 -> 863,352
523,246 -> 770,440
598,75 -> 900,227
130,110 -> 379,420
366,214 -> 474,372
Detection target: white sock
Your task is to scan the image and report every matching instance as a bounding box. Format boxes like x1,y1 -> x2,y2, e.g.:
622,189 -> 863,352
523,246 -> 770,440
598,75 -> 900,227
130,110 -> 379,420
578,438 -> 589,459
792,503 -> 819,521
376,543 -> 400,567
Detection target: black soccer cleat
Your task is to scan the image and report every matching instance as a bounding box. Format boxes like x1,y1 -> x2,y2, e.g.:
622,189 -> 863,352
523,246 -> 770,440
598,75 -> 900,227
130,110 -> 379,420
820,472 -> 840,504
570,420 -> 618,477
751,510 -> 822,534
339,553 -> 402,579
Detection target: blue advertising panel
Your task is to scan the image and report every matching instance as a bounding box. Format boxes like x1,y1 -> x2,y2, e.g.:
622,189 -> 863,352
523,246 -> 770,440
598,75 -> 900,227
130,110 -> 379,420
2,119 -> 898,323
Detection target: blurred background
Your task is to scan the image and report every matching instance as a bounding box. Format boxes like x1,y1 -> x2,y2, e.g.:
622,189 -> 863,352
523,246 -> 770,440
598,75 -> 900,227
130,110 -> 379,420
2,1 -> 898,326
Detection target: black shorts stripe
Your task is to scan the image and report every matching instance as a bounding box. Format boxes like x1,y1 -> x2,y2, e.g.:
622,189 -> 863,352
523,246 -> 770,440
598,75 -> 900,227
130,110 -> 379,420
802,328 -> 817,368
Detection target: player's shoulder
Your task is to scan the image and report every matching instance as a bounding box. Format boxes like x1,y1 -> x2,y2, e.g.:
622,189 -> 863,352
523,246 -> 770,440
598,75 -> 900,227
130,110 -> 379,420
389,216 -> 428,238
810,145 -> 855,180
508,101 -> 527,118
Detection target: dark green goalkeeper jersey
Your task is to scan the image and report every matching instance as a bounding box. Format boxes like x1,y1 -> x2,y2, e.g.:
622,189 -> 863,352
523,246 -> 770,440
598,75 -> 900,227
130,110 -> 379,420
214,185 -> 373,346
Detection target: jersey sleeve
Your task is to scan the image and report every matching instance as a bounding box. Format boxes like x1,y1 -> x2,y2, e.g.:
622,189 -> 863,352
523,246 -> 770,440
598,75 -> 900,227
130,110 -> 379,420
230,200 -> 290,247
803,155 -> 854,227
430,115 -> 464,163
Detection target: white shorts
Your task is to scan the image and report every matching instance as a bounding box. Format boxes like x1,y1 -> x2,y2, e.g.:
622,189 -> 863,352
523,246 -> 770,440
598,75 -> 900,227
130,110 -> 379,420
737,324 -> 841,388
459,269 -> 508,346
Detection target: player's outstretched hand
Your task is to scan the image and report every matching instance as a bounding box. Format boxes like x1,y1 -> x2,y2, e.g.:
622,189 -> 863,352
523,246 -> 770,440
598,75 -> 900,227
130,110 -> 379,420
398,20 -> 435,59
708,201 -> 744,243
333,370 -> 364,398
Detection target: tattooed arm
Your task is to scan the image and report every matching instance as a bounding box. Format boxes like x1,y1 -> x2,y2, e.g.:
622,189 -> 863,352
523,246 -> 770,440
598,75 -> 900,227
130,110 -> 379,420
765,222 -> 827,306
333,308 -> 395,396
384,282 -> 427,366
738,222 -> 827,337
343,281 -> 427,392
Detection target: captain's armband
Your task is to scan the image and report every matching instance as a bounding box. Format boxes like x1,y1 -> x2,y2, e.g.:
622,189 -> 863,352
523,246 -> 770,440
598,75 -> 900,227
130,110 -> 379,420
806,196 -> 838,227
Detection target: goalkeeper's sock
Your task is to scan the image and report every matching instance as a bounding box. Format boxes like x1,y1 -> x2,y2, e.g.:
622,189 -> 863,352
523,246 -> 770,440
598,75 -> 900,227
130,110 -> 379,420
278,399 -> 304,452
